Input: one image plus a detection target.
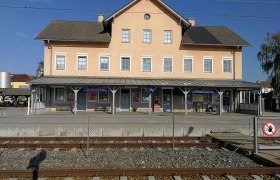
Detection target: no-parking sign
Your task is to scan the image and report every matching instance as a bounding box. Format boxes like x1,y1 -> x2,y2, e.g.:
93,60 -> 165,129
262,122 -> 277,137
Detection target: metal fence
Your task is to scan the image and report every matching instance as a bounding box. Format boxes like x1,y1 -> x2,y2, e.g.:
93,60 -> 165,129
253,116 -> 280,153
0,115 -> 254,137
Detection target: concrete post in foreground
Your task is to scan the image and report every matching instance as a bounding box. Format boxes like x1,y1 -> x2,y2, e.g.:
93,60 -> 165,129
71,88 -> 81,115
254,116 -> 258,154
110,87 -> 119,115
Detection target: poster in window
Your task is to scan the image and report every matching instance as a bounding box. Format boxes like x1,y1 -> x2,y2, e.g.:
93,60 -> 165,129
192,94 -> 204,102
88,92 -> 97,102
132,91 -> 140,102
66,91 -> 74,102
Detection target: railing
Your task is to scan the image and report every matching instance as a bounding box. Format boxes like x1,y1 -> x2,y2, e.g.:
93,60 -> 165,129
239,103 -> 258,115
0,115 -> 253,137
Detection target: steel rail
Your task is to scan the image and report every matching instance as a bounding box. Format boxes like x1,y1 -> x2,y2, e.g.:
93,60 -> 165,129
0,142 -> 219,149
0,168 -> 280,178
0,136 -> 212,142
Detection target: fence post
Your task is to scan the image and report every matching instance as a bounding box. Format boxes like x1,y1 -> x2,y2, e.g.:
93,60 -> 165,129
254,116 -> 258,154
172,116 -> 175,149
87,116 -> 90,158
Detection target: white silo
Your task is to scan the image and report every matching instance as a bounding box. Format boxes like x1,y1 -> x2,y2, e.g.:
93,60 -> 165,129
0,72 -> 11,88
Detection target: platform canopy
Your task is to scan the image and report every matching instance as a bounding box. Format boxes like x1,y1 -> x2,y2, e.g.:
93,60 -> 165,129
0,88 -> 31,96
29,76 -> 262,89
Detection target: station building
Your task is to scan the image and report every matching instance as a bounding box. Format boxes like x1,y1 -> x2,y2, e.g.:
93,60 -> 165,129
30,0 -> 262,115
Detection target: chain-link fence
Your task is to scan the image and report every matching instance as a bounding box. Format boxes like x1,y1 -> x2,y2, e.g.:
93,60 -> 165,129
0,115 -> 254,137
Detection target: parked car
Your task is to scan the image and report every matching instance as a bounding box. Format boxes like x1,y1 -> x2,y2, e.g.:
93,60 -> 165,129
4,96 -> 14,104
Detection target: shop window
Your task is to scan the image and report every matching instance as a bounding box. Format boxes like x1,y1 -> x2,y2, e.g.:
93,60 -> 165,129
141,88 -> 149,102
55,88 -> 65,102
204,93 -> 212,103
99,89 -> 109,103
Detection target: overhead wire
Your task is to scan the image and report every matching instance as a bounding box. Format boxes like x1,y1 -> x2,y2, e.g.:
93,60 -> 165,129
0,4 -> 279,19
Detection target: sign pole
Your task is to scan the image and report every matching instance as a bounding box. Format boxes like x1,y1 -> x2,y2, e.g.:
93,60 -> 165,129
254,116 -> 258,154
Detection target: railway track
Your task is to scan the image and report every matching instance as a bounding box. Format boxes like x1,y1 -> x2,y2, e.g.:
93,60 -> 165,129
0,137 -> 218,149
0,168 -> 280,179
1,137 -> 279,179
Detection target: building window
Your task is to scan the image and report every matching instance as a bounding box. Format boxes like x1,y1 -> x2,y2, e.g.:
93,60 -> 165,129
142,57 -> 152,72
121,57 -> 130,72
55,88 -> 65,102
122,29 -> 131,43
56,55 -> 66,70
184,58 -> 193,73
143,29 -> 151,43
99,56 -> 109,71
164,30 -> 172,44
203,58 -> 213,73
99,89 -> 109,103
144,13 -> 151,20
223,59 -> 232,73
35,87 -> 46,102
141,88 -> 149,102
204,93 -> 212,103
77,56 -> 87,70
163,57 -> 172,72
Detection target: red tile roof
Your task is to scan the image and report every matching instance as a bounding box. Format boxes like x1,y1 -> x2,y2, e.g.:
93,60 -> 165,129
11,74 -> 33,82
257,81 -> 272,87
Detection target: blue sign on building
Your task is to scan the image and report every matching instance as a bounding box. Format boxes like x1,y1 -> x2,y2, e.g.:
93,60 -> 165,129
83,88 -> 107,92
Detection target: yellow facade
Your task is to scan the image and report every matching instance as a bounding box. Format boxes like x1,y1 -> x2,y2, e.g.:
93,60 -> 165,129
43,0 -> 243,80
11,82 -> 30,89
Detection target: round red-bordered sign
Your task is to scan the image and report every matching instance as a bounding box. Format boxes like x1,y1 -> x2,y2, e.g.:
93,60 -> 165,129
262,122 -> 277,137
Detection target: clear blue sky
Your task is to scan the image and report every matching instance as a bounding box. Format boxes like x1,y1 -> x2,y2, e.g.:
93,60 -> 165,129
0,0 -> 279,82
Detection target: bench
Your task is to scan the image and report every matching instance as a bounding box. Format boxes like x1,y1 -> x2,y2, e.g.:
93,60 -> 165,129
95,106 -> 111,112
56,103 -> 73,112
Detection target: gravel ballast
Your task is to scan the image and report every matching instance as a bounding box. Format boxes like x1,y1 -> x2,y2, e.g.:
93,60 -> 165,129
0,148 -> 261,170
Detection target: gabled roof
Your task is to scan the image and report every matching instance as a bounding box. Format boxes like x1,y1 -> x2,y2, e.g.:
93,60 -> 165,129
104,0 -> 190,29
35,20 -> 111,43
11,74 -> 33,82
183,26 -> 250,47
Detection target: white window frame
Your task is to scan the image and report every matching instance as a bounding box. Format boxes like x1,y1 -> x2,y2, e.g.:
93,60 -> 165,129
222,58 -> 233,74
142,57 -> 152,72
183,57 -> 193,73
99,55 -> 110,71
98,89 -> 109,103
163,57 -> 173,72
121,29 -> 131,43
54,87 -> 65,102
203,57 -> 213,74
120,56 -> 131,72
143,29 -> 152,44
55,53 -> 66,70
77,54 -> 88,71
164,30 -> 172,44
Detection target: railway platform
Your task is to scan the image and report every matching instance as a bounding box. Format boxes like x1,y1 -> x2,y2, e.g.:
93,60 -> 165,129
208,133 -> 280,166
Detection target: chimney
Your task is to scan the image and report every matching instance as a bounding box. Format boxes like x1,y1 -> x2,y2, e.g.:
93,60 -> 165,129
98,13 -> 104,22
188,18 -> 195,26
